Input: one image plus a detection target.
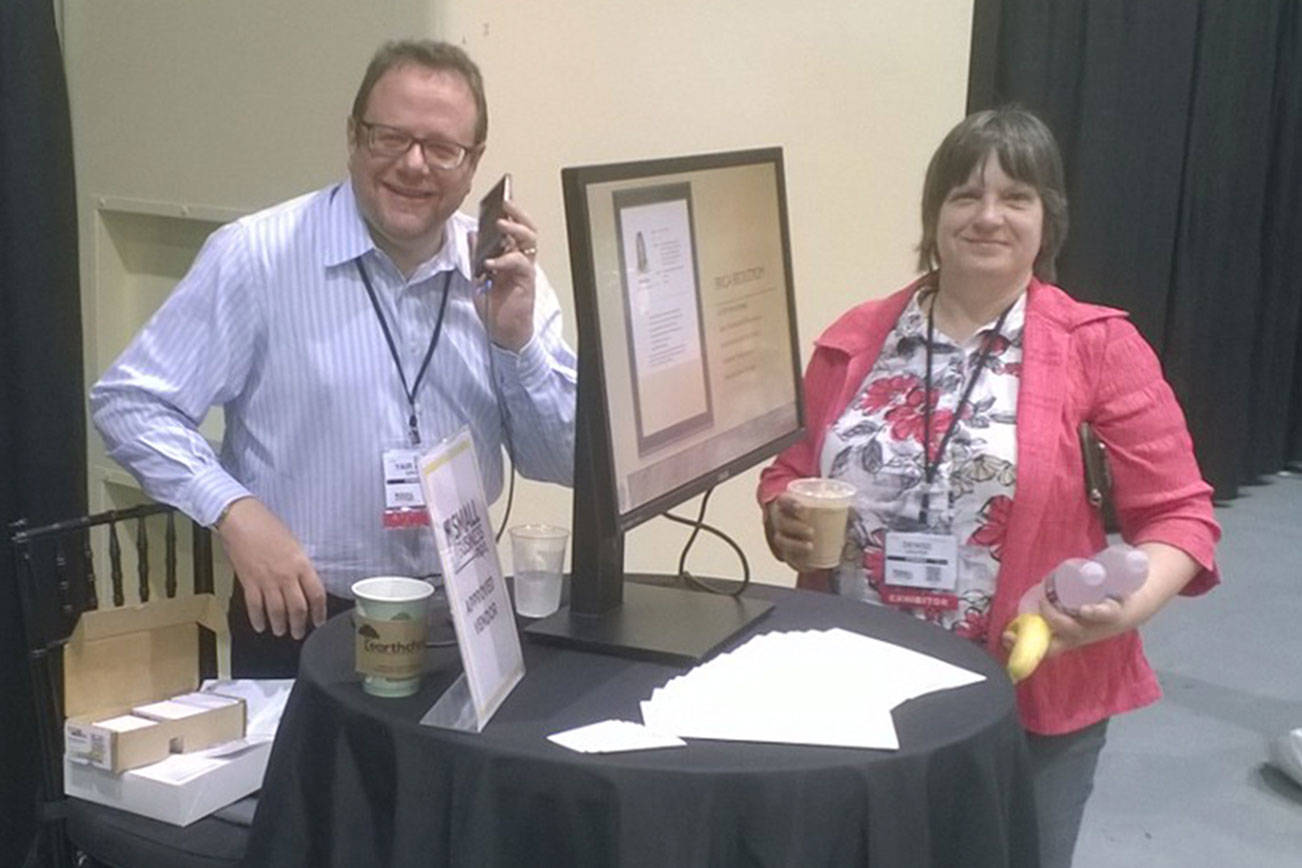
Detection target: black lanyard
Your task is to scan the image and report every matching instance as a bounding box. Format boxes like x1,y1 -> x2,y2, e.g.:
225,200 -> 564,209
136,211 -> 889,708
356,260 -> 454,446
919,290 -> 1015,523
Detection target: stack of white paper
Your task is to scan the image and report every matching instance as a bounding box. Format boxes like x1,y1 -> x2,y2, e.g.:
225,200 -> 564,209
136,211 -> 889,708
638,628 -> 985,750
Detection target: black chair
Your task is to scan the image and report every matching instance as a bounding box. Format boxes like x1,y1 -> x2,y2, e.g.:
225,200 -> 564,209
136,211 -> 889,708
10,503 -> 251,868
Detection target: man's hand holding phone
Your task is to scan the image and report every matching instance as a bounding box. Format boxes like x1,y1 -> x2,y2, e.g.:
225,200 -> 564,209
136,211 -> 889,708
471,174 -> 539,352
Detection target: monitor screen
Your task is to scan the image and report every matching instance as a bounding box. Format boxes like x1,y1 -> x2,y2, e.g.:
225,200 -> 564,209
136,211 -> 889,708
574,149 -> 803,528
525,148 -> 802,664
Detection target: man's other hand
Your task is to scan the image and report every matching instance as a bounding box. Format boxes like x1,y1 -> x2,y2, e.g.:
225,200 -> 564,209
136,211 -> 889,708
216,497 -> 327,639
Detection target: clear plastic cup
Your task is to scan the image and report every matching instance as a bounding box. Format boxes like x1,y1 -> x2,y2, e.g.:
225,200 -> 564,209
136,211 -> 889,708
785,478 -> 857,569
508,524 -> 569,618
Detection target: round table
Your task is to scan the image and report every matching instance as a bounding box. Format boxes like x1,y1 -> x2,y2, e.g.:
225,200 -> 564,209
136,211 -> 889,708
244,580 -> 1038,867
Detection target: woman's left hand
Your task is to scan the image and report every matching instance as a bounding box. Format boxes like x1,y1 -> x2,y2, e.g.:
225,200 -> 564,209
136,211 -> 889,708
1002,541 -> 1203,659
1034,597 -> 1130,658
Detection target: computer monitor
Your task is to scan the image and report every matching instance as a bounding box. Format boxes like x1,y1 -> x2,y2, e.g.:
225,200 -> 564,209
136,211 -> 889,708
524,147 -> 805,664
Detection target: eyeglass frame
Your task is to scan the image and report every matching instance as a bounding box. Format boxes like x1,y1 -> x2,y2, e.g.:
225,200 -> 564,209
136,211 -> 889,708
352,118 -> 482,170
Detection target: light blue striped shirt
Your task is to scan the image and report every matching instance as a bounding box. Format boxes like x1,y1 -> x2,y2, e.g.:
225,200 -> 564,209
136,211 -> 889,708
91,180 -> 576,595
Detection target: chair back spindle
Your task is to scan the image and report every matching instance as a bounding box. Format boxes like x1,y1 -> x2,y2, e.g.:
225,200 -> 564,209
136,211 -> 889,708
135,515 -> 150,603
166,510 -> 178,598
108,520 -> 124,608
81,533 -> 98,611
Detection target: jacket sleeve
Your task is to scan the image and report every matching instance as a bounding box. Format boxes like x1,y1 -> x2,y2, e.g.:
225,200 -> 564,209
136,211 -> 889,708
1087,317 -> 1220,594
757,344 -> 842,505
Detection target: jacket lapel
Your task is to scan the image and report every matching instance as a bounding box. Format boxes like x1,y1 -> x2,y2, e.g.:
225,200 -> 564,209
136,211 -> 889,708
990,282 -> 1070,631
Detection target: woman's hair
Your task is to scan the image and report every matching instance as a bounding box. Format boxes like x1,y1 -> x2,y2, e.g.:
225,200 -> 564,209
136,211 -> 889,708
916,106 -> 1068,282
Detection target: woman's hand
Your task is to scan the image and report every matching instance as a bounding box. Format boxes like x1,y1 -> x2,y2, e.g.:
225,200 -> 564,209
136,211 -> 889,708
765,494 -> 816,570
1033,597 -> 1128,658
1000,541 -> 1201,660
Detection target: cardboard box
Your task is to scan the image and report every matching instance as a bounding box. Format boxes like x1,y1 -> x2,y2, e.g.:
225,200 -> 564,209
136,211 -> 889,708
61,594 -> 270,825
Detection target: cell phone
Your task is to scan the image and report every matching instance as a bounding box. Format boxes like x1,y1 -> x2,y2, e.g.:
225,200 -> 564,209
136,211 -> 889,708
473,173 -> 512,278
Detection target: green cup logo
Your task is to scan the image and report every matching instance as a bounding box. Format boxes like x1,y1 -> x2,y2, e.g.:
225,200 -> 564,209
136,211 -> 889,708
355,614 -> 426,679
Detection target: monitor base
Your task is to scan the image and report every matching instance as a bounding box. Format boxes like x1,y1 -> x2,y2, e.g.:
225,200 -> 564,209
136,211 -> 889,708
523,581 -> 774,666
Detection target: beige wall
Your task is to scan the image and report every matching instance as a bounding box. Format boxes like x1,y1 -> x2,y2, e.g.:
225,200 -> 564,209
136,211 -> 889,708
65,0 -> 972,586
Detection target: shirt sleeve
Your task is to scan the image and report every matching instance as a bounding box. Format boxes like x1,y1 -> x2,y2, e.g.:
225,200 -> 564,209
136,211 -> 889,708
488,266 -> 577,484
89,221 -> 263,525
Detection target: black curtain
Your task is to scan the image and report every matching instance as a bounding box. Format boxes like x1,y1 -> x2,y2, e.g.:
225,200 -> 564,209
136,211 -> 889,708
1,2 -> 86,866
969,0 -> 1302,499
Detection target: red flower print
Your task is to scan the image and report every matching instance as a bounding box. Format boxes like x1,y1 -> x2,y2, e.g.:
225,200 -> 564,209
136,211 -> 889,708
983,334 -> 1012,356
925,409 -> 956,461
953,608 -> 989,641
859,374 -> 920,413
861,529 -> 886,589
968,494 -> 1013,561
883,386 -> 938,443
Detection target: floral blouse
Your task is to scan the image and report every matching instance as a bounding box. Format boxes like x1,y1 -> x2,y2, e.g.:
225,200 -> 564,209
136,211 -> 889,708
819,288 -> 1025,643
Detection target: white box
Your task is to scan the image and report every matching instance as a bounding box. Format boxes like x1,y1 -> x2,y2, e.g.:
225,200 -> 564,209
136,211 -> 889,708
64,736 -> 273,826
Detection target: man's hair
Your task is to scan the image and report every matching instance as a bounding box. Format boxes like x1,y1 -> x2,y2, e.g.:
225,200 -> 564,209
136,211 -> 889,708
350,40 -> 488,145
916,106 -> 1068,282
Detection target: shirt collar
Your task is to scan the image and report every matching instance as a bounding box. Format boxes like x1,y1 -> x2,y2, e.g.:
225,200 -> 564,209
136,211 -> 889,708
902,285 -> 1028,344
321,180 -> 376,268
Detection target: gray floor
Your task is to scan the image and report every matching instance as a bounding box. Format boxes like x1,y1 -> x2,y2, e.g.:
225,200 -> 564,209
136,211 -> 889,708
1074,472 -> 1302,866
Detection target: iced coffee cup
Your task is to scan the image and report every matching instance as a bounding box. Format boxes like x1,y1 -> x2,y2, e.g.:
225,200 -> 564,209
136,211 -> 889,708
785,478 -> 856,569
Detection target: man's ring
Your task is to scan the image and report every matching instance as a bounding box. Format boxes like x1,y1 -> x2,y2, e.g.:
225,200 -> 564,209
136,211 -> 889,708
521,246 -> 537,257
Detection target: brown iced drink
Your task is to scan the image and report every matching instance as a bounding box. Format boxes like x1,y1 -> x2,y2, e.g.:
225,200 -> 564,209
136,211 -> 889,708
786,478 -> 856,569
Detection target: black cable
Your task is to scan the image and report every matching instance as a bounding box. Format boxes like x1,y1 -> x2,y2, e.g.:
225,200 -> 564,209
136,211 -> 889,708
664,487 -> 752,596
482,276 -> 517,544
495,457 -> 516,544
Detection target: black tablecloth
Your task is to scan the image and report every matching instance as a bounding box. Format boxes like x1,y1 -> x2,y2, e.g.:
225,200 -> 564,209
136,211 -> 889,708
244,580 -> 1038,867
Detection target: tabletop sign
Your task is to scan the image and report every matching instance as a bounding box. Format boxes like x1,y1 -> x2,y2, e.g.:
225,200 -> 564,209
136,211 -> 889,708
417,427 -> 524,732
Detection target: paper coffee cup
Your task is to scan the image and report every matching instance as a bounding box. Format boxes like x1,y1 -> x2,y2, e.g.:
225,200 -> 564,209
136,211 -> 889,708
786,478 -> 856,569
351,576 -> 433,698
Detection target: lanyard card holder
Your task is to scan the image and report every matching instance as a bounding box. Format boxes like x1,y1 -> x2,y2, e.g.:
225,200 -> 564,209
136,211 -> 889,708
382,446 -> 430,528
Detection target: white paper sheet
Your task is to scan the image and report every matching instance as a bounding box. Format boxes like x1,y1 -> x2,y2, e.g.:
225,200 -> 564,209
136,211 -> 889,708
131,699 -> 209,720
548,719 -> 686,754
93,714 -> 157,733
199,678 -> 295,739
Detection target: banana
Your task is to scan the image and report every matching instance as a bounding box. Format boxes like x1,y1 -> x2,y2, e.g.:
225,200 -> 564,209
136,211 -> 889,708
1005,612 -> 1052,684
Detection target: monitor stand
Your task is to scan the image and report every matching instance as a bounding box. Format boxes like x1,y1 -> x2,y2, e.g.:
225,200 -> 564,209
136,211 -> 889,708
524,579 -> 773,666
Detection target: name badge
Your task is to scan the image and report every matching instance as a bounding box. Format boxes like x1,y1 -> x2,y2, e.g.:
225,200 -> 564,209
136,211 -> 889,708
881,532 -> 958,609
382,448 -> 430,528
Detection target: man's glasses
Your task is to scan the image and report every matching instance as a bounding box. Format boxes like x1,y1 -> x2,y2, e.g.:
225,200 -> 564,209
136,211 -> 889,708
355,119 -> 478,170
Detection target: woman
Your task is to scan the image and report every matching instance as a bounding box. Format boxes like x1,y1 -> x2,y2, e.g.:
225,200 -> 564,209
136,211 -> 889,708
758,107 -> 1219,868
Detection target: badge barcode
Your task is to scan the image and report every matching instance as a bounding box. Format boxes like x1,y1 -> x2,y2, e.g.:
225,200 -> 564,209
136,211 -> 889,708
925,565 -> 942,585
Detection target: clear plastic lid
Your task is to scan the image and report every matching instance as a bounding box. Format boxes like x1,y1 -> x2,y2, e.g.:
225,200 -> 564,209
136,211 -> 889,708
785,477 -> 857,507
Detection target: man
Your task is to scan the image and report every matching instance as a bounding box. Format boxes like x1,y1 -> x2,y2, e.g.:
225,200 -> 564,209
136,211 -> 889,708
91,40 -> 576,674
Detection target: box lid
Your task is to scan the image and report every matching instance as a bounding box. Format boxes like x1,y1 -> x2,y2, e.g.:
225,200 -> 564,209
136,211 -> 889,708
64,594 -> 227,720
